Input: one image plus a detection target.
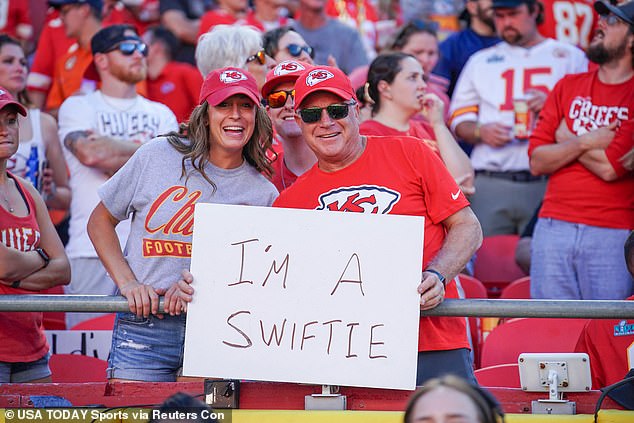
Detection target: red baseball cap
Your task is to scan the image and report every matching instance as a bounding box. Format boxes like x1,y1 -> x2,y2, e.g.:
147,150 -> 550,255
199,67 -> 260,106
294,66 -> 357,109
0,88 -> 26,116
261,60 -> 312,99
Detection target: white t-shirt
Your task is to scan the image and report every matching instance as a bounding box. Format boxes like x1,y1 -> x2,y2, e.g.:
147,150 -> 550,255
449,38 -> 587,171
58,91 -> 178,258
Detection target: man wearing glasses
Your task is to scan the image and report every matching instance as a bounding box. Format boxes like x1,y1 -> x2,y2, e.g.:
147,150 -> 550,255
528,0 -> 634,301
274,66 -> 483,385
261,60 -> 316,192
57,24 -> 178,328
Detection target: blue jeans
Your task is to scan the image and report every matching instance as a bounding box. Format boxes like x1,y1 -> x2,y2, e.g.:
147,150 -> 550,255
531,218 -> 633,299
416,348 -> 476,386
107,312 -> 186,382
0,351 -> 51,383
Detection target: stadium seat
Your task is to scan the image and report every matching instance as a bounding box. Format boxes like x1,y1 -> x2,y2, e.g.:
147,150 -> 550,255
480,317 -> 588,368
500,276 -> 531,299
69,314 -> 116,331
41,285 -> 66,330
474,363 -> 521,388
457,274 -> 487,368
49,354 -> 107,382
473,235 -> 528,297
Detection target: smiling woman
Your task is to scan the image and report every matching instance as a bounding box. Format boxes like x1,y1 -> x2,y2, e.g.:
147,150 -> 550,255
86,67 -> 278,383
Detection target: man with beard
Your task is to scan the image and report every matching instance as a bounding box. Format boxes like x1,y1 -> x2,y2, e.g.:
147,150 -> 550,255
57,24 -> 178,328
434,0 -> 501,98
261,60 -> 317,192
449,0 -> 587,237
528,0 -> 634,300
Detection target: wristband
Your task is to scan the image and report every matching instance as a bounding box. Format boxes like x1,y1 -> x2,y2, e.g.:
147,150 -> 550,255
473,123 -> 481,141
425,269 -> 446,287
11,280 -> 20,288
35,247 -> 50,268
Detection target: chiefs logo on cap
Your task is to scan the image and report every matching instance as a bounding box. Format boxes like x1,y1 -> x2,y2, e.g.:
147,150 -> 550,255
274,61 -> 305,76
305,69 -> 334,87
0,89 -> 5,96
220,70 -> 247,84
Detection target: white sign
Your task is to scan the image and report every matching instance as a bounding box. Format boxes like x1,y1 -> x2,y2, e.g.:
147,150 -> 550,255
183,204 -> 423,390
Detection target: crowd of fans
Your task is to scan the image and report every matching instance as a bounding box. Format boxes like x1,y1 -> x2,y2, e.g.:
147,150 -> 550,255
0,0 -> 632,400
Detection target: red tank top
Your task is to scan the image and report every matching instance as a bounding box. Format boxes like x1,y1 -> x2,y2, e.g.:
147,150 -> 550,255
0,173 -> 49,362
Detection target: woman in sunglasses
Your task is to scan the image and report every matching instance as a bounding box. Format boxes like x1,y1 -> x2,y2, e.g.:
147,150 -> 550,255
263,26 -> 315,65
87,67 -> 278,382
360,52 -> 474,196
196,25 -> 275,92
391,20 -> 450,121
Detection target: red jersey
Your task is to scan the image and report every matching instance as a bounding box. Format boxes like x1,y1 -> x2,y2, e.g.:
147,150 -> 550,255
360,119 -> 438,154
0,0 -> 32,41
529,70 -> 634,229
197,9 -> 264,38
104,0 -> 160,34
146,61 -> 202,123
273,136 -> 470,352
575,296 -> 634,388
0,174 -> 49,363
27,16 -> 75,94
538,0 -> 598,49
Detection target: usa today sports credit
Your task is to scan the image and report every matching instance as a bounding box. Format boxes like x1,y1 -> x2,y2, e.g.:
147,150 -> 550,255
2,408 -> 228,422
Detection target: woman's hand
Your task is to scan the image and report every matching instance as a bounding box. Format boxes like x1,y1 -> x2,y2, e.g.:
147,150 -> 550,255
119,280 -> 161,318
163,269 -> 195,316
420,93 -> 445,126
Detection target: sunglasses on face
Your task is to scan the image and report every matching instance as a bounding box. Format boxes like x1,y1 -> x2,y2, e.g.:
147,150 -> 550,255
297,101 -> 356,124
267,89 -> 295,108
286,43 -> 315,59
246,49 -> 266,65
106,41 -> 148,57
599,14 -> 623,26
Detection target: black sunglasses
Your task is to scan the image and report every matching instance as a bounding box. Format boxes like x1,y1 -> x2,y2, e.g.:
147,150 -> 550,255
286,43 -> 315,59
246,49 -> 266,65
297,101 -> 356,124
106,41 -> 148,57
267,89 -> 295,108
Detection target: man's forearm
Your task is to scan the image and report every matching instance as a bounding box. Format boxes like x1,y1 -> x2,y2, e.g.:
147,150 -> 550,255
578,149 -> 617,181
454,121 -> 480,145
64,131 -> 139,174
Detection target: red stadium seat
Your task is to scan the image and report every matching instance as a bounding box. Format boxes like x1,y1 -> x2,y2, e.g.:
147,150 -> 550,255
500,276 -> 531,299
49,354 -> 107,382
475,363 -> 521,388
69,314 -> 116,331
480,317 -> 588,368
473,235 -> 527,297
458,274 -> 488,299
457,274 -> 487,368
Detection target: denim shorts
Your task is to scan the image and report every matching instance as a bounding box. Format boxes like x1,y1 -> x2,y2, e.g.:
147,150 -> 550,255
107,312 -> 186,382
0,351 -> 51,383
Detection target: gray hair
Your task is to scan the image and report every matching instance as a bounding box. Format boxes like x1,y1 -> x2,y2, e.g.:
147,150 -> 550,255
196,25 -> 263,77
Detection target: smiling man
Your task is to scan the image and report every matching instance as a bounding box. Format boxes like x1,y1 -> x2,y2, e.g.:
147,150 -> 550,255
57,24 -> 178,328
528,0 -> 634,300
273,66 -> 482,385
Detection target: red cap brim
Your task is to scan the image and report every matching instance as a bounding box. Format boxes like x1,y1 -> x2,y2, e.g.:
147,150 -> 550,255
203,86 -> 260,107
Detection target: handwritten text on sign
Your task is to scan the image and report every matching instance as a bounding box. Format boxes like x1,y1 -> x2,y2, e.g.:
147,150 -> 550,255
183,204 -> 423,390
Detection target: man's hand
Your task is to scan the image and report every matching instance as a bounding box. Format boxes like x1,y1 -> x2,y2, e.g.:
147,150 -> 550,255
526,89 -> 547,114
555,120 -> 575,144
418,271 -> 446,310
581,120 -> 617,150
479,122 -> 513,147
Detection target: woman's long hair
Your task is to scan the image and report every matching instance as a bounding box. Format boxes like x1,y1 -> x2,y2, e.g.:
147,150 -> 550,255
365,52 -> 414,116
166,102 -> 273,192
0,34 -> 32,108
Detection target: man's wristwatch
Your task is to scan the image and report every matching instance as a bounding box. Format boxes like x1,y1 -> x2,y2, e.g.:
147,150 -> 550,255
35,247 -> 50,268
425,269 -> 446,287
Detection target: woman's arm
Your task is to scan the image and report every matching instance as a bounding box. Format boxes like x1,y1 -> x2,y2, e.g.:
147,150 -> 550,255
0,180 -> 70,289
40,112 -> 71,210
88,202 -> 161,317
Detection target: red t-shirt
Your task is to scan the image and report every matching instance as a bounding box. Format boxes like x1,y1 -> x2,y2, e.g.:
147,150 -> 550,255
146,61 -> 203,123
0,0 -> 32,41
0,174 -> 49,363
575,296 -> 634,388
273,136 -> 470,352
270,150 -> 298,193
529,70 -> 634,229
197,9 -> 264,38
360,119 -> 438,154
538,0 -> 598,50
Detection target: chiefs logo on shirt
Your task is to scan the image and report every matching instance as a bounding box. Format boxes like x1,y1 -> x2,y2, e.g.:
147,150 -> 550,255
274,60 -> 305,76
306,69 -> 334,87
220,70 -> 247,84
317,185 -> 400,213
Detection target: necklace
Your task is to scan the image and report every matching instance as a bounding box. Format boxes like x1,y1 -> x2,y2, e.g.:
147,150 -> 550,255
0,179 -> 15,213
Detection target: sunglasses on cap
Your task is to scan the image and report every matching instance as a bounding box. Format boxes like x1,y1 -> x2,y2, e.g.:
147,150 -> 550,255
246,49 -> 266,65
297,101 -> 356,124
286,43 -> 315,59
105,41 -> 148,57
266,89 -> 295,108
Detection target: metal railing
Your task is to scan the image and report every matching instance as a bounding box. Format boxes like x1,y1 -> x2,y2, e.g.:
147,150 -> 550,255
0,295 -> 632,319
